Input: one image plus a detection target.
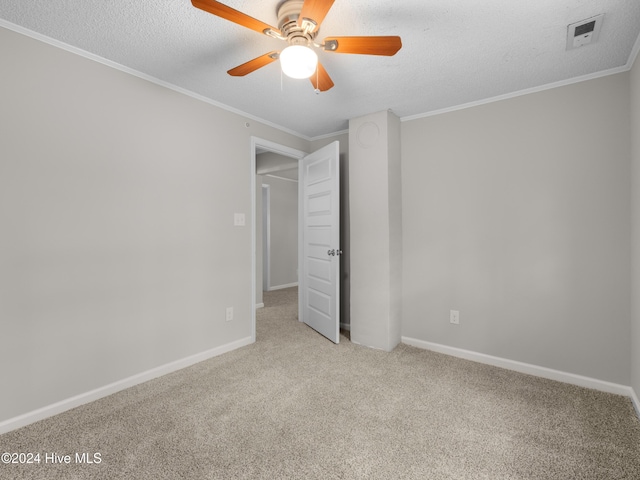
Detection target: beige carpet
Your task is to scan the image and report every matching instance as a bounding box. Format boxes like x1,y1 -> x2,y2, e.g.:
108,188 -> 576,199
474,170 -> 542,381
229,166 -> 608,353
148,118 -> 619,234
1,286 -> 639,479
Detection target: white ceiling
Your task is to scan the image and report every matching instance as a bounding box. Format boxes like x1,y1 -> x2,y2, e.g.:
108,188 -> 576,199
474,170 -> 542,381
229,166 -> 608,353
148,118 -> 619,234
1,0 -> 639,139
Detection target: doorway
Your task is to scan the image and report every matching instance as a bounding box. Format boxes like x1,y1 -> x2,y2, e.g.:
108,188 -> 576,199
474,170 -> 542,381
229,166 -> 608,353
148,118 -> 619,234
251,138 -> 342,344
251,138 -> 306,343
261,173 -> 299,294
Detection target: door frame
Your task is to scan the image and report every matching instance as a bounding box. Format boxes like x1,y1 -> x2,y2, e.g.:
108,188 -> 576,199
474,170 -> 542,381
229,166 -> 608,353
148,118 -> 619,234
251,137 -> 306,343
261,184 -> 271,292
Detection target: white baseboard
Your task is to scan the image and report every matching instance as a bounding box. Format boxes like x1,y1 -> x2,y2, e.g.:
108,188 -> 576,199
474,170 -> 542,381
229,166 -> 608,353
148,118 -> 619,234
0,336 -> 253,435
401,337 -> 633,398
267,282 -> 298,291
255,303 -> 264,309
340,322 -> 351,331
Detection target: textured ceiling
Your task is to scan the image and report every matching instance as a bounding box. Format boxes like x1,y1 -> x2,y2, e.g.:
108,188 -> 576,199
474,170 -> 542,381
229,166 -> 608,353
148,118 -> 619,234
1,0 -> 639,139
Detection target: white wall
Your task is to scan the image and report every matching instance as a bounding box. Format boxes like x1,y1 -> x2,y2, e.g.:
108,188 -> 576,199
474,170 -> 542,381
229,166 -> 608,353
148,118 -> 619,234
631,56 -> 640,401
261,175 -> 298,289
349,111 -> 402,351
0,26 -> 308,425
401,73 -> 632,385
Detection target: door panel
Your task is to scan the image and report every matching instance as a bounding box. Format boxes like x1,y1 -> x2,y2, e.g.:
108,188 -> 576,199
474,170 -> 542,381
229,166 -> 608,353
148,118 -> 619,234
299,141 -> 340,343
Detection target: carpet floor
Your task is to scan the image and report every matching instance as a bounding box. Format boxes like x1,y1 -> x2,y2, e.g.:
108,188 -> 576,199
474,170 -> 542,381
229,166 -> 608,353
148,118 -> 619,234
1,287 -> 639,479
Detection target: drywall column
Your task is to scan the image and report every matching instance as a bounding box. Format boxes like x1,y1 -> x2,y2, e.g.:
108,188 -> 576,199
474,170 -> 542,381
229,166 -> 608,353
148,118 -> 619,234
349,110 -> 402,351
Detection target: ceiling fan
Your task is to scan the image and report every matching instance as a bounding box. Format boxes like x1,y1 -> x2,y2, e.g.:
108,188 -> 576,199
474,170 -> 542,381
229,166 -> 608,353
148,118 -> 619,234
191,0 -> 402,92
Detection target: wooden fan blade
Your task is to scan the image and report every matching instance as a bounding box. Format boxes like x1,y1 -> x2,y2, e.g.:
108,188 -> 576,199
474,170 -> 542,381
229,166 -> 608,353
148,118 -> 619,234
227,52 -> 279,76
192,0 -> 280,36
309,62 -> 334,92
298,0 -> 335,31
323,36 -> 402,56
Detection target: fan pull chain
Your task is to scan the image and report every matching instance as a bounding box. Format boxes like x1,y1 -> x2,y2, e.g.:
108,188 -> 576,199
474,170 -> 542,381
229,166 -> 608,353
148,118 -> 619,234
315,67 -> 320,95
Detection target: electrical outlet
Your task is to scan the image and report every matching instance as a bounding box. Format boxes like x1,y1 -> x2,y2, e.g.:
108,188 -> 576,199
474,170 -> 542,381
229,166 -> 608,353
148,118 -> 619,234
450,310 -> 460,325
226,307 -> 234,322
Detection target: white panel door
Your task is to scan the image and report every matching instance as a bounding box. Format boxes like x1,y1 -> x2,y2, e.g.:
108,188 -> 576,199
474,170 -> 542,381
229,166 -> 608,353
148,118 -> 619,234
299,141 -> 340,343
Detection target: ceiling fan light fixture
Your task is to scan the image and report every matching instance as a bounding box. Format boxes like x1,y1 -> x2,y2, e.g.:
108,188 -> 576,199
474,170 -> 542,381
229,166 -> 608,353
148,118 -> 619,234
280,45 -> 318,79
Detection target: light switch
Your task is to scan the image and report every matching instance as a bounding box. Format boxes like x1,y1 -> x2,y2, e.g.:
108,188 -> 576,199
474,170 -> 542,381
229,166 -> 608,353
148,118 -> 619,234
234,213 -> 246,226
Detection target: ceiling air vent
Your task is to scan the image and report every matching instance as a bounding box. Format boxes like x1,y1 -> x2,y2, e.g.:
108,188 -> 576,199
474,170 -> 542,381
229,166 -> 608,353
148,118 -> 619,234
566,14 -> 604,50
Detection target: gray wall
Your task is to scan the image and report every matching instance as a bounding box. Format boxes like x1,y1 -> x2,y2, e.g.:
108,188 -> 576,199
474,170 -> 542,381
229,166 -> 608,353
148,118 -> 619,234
256,151 -> 298,175
0,26 -> 308,423
261,175 -> 298,289
401,73 -> 632,385
631,57 -> 640,400
2,20 -> 638,429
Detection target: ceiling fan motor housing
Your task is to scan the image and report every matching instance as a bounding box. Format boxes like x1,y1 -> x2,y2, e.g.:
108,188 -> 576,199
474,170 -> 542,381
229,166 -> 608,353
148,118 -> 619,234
277,0 -> 317,46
